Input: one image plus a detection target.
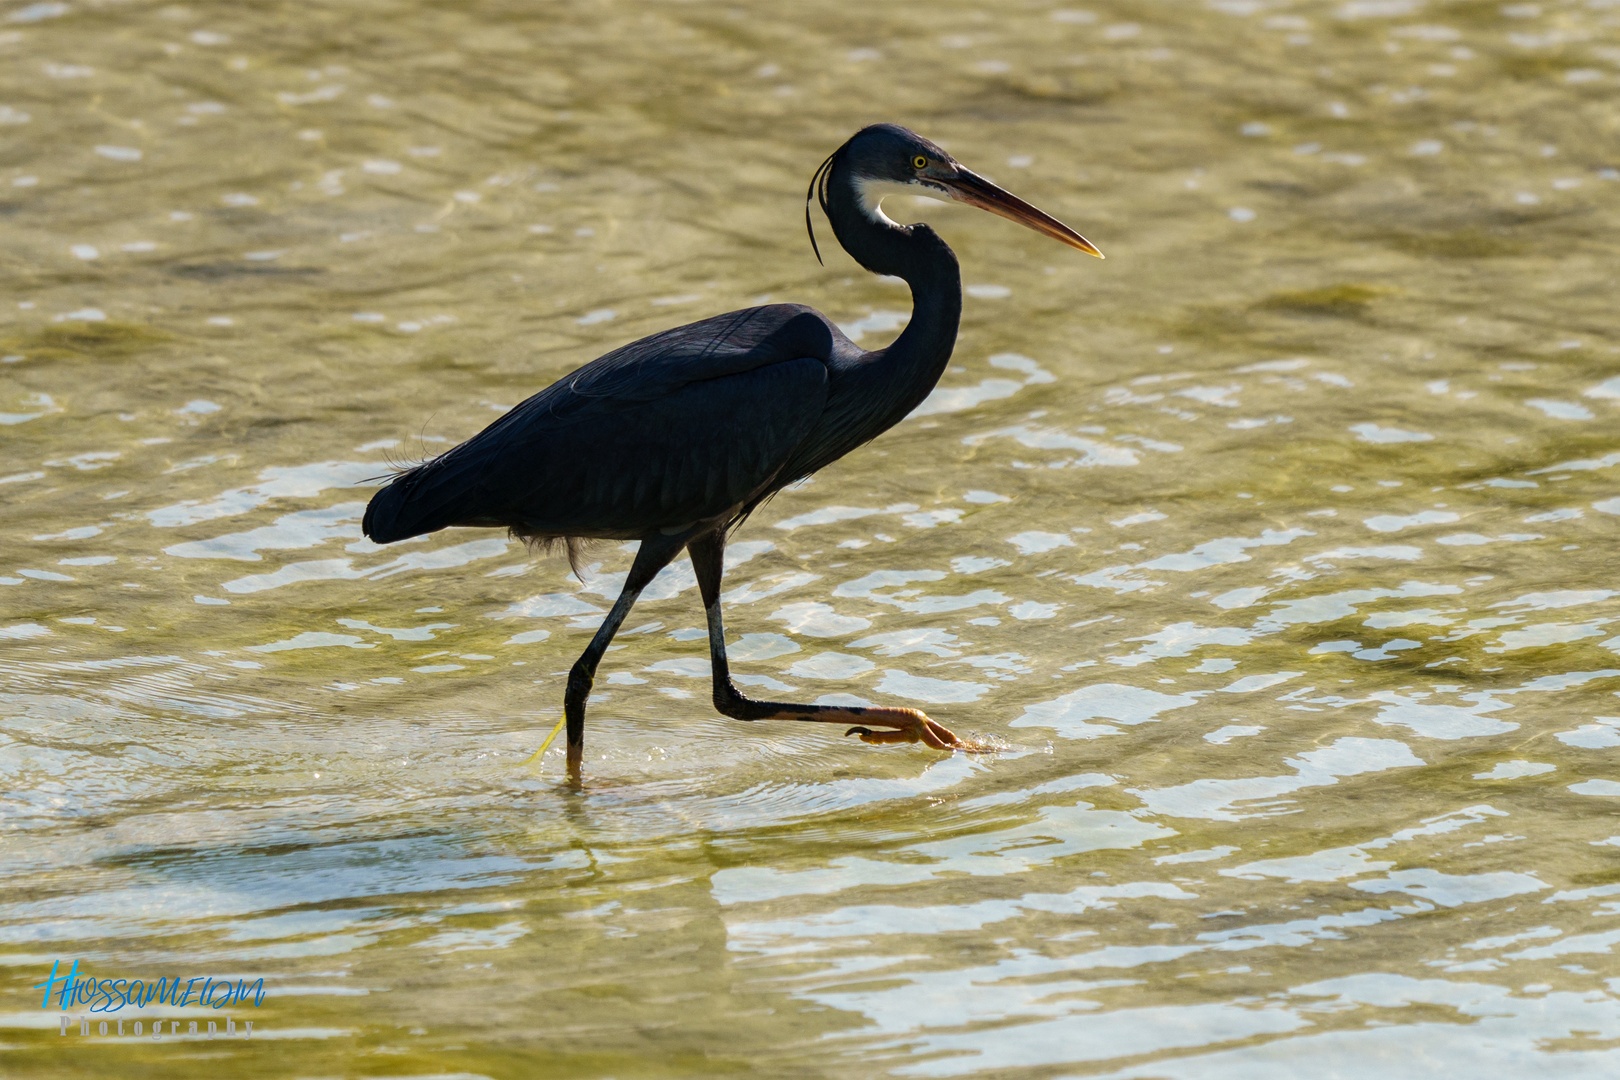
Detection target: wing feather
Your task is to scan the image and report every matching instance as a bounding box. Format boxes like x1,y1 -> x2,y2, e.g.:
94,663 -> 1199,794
363,305 -> 838,543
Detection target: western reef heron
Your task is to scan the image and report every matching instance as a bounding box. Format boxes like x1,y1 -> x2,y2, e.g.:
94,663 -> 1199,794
362,123 -> 1102,773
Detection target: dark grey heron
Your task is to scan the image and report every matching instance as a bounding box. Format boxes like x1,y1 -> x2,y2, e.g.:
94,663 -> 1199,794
363,124 -> 1102,772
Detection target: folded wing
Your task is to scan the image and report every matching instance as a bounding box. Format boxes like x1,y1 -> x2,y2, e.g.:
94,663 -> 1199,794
362,305 -> 837,543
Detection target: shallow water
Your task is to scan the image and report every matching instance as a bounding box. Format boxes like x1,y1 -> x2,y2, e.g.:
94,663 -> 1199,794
4,0 -> 1620,1075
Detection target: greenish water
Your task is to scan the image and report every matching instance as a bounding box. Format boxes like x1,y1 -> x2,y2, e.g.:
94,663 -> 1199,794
4,0 -> 1620,1075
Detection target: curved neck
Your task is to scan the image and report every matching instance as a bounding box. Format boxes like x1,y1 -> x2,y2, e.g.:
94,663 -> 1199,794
823,160 -> 962,407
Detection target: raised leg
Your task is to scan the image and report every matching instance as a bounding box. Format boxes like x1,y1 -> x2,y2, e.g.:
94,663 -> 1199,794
564,531 -> 688,774
687,530 -> 987,752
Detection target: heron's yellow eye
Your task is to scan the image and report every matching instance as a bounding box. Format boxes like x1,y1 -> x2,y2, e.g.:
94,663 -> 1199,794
913,155 -> 928,170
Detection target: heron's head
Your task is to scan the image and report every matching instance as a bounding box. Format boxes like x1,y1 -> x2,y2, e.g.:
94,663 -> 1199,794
809,123 -> 1103,261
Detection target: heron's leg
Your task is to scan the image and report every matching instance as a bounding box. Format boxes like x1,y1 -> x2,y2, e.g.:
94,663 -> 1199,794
564,532 -> 688,772
687,531 -> 986,752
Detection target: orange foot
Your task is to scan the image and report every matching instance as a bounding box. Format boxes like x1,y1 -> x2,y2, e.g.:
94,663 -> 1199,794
844,708 -> 994,752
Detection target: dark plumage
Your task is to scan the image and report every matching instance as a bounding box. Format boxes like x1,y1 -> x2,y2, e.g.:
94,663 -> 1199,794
363,123 -> 1101,773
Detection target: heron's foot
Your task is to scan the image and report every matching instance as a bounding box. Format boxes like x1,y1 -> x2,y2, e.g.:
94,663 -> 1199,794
843,709 -> 993,753
713,685 -> 993,752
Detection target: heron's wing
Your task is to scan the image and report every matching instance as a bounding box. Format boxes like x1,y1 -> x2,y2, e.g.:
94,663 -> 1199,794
528,303 -> 840,412
503,356 -> 828,534
364,305 -> 839,542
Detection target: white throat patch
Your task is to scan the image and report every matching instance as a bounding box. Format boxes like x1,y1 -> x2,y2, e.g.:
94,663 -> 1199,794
855,177 -> 924,227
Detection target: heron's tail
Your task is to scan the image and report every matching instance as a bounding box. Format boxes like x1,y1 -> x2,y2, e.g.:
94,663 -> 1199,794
362,462 -> 462,544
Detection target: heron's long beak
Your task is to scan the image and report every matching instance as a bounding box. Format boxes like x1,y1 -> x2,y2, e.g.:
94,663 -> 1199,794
936,169 -> 1104,259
